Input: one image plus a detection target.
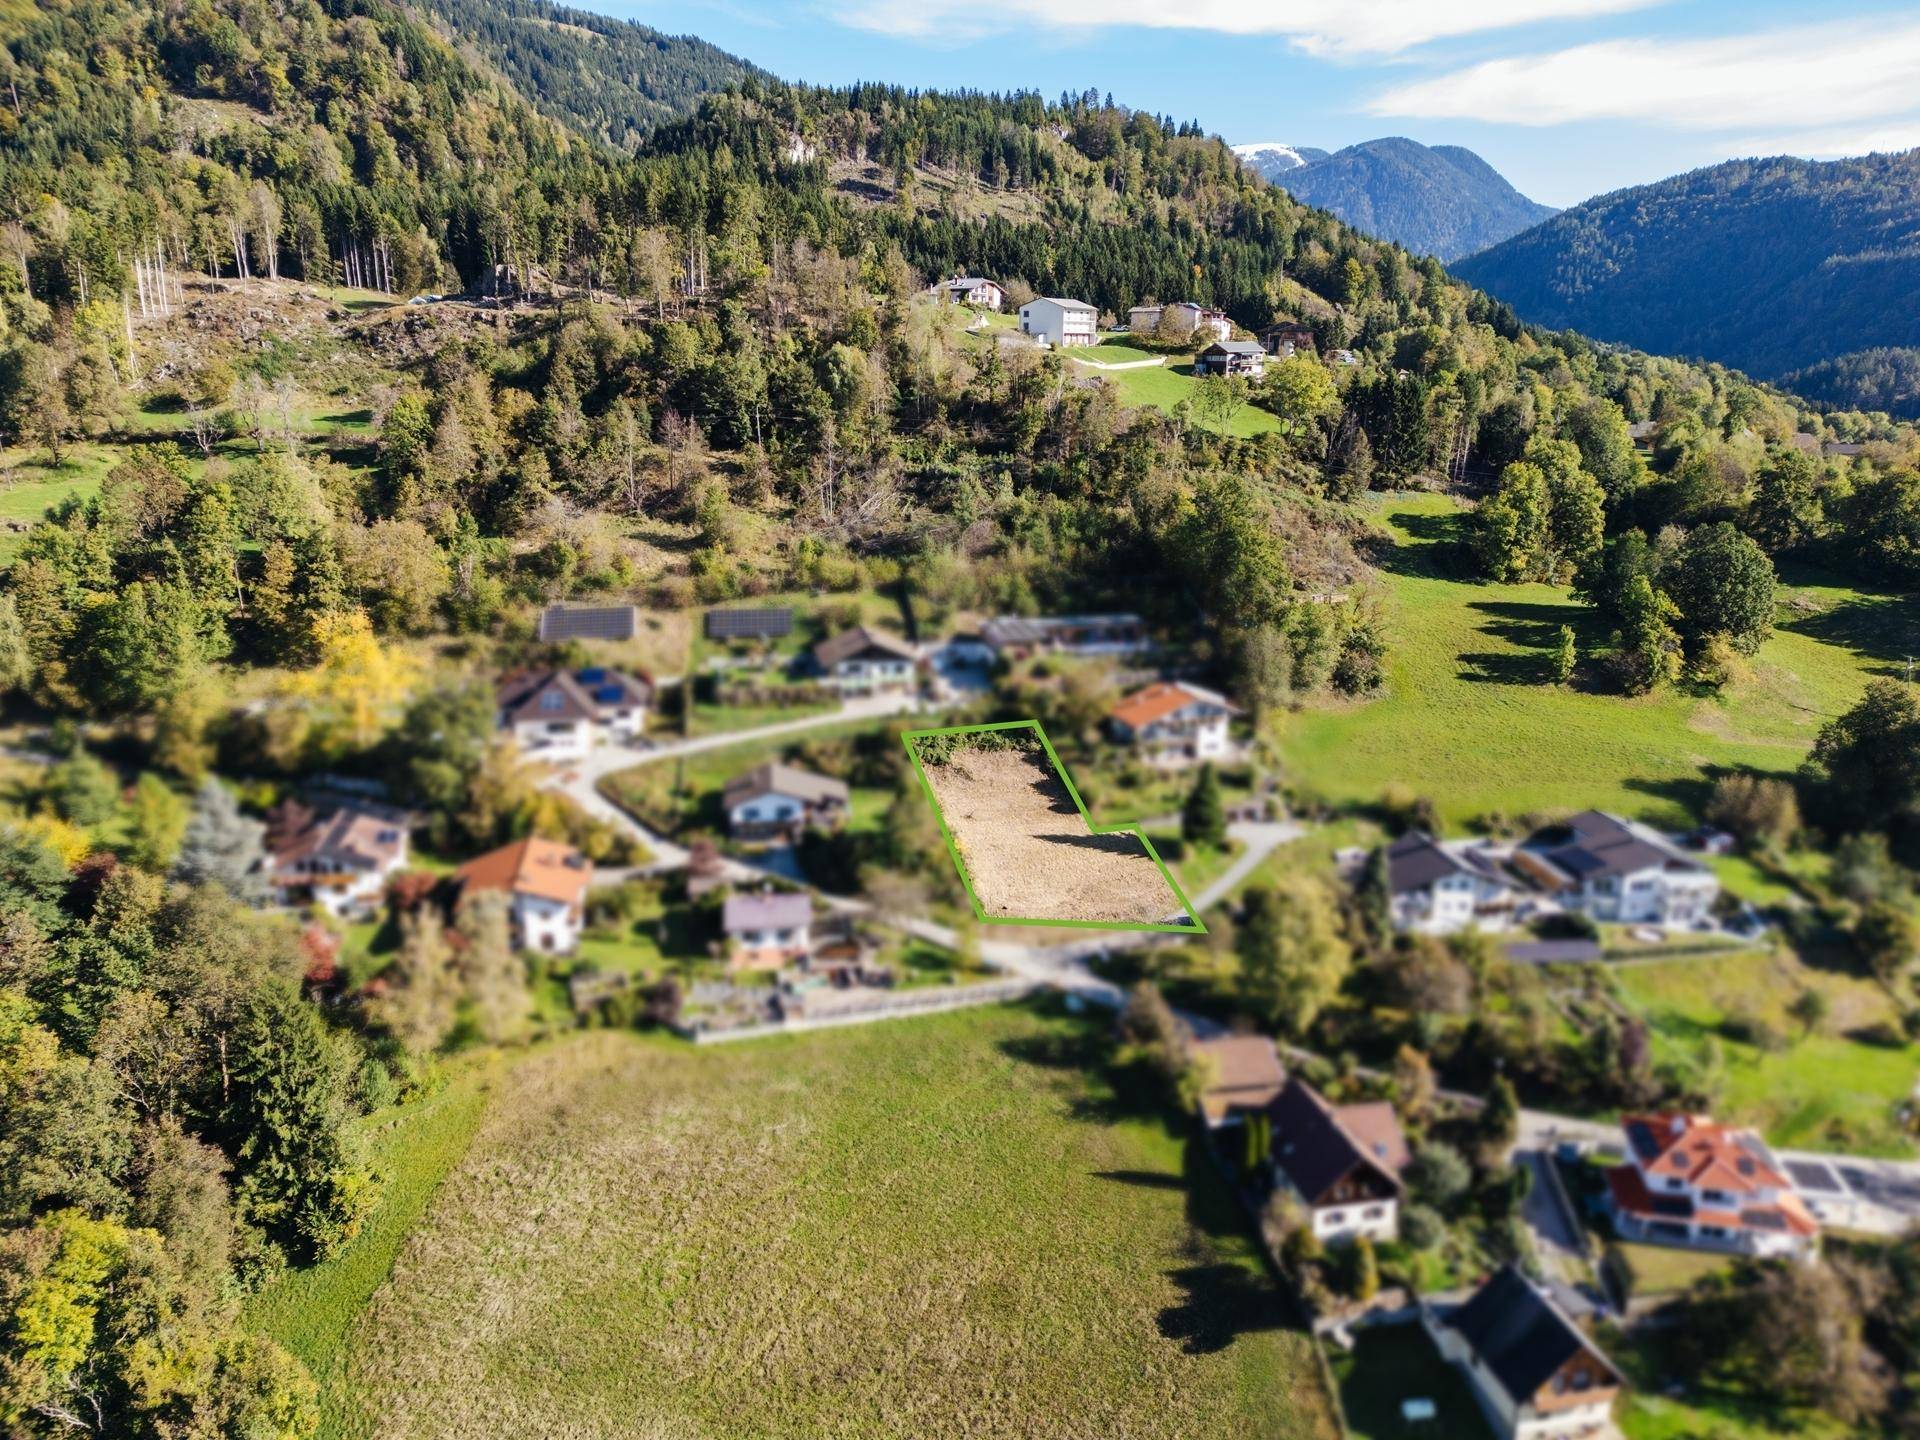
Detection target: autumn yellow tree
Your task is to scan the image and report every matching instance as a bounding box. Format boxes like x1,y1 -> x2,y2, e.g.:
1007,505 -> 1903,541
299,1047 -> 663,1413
273,610 -> 418,763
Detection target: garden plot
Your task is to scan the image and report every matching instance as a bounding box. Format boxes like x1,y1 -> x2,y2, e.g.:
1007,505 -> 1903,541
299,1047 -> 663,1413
907,724 -> 1196,929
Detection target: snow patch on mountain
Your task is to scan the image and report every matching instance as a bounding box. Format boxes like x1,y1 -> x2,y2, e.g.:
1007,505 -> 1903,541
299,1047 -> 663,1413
1233,142 -> 1309,173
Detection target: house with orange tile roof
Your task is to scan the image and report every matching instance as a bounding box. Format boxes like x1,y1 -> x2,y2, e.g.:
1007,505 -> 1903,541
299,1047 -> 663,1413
1605,1112 -> 1818,1259
1105,681 -> 1240,767
455,836 -> 593,954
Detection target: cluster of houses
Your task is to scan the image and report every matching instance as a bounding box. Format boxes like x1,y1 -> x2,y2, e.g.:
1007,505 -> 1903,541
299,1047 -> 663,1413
1379,811 -> 1723,936
1188,1032 -> 1624,1440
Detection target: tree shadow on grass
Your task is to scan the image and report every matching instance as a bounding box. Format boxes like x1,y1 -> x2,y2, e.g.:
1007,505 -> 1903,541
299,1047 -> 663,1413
1155,1262 -> 1292,1355
1366,508 -> 1477,581
1619,773 -> 1722,829
1094,1169 -> 1188,1190
1778,593 -> 1920,678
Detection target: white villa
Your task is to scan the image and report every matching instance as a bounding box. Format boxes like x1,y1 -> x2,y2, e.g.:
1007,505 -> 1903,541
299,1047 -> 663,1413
722,762 -> 851,843
1105,681 -> 1239,767
1378,811 -> 1720,936
1128,301 -> 1231,343
267,806 -> 409,919
1514,811 -> 1719,928
1423,1264 -> 1625,1440
1018,296 -> 1097,347
455,835 -> 592,954
496,667 -> 652,763
935,274 -> 1003,309
1267,1076 -> 1410,1246
809,626 -> 918,693
722,890 -> 814,970
1605,1112 -> 1819,1259
1384,831 -> 1525,935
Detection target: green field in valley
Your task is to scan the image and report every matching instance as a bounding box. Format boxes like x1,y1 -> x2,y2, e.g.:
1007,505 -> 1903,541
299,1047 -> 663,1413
1073,355 -> 1283,437
1279,492 -> 1915,828
247,1005 -> 1337,1440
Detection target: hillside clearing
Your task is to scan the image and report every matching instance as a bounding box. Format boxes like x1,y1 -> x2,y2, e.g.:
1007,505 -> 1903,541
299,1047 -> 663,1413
283,1006 -> 1334,1440
1279,492 -> 1907,827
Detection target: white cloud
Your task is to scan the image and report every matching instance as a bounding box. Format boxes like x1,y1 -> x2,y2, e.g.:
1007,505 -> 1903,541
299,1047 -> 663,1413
832,0 -> 1663,58
1369,20 -> 1920,133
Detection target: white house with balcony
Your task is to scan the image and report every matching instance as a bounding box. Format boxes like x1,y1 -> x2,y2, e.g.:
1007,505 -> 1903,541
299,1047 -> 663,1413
1266,1076 -> 1410,1245
1105,681 -> 1239,767
808,626 -> 918,693
496,666 -> 652,764
1018,296 -> 1097,347
1604,1112 -> 1819,1258
1383,831 -> 1524,935
935,274 -> 1004,310
1515,811 -> 1719,928
267,807 -> 409,919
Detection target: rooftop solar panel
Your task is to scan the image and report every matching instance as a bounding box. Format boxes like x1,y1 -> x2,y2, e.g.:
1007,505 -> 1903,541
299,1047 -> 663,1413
705,608 -> 794,640
540,605 -> 638,642
1786,1159 -> 1843,1193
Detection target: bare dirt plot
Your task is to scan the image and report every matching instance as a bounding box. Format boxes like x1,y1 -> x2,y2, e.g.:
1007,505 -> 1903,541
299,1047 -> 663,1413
918,742 -> 1186,925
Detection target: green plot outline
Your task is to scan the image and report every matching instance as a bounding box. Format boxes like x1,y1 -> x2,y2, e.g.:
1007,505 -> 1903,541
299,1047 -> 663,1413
901,718 -> 1206,934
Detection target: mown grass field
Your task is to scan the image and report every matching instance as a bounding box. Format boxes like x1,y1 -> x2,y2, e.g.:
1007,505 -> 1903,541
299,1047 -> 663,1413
1074,357 -> 1283,438
1611,947 -> 1919,1154
1279,492 -> 1913,827
256,1005 -> 1336,1440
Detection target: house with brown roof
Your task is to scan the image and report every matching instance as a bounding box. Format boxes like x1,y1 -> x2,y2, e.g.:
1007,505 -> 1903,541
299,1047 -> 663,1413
808,626 -> 919,693
722,890 -> 814,970
1106,681 -> 1239,767
1516,811 -> 1718,928
1423,1263 -> 1625,1440
1194,339 -> 1267,377
1267,1076 -> 1410,1245
267,806 -> 409,919
1383,830 -> 1523,935
1257,320 -> 1316,358
455,836 -> 592,954
1189,1034 -> 1287,1128
496,666 -> 653,763
722,762 -> 851,843
1605,1112 -> 1818,1258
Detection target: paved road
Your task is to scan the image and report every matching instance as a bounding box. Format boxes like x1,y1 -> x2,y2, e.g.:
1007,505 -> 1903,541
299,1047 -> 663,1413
551,692 -> 924,872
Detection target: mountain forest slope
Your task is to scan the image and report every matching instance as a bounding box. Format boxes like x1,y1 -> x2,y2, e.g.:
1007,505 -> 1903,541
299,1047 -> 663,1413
1455,150 -> 1920,414
413,0 -> 767,151
1238,136 -> 1556,261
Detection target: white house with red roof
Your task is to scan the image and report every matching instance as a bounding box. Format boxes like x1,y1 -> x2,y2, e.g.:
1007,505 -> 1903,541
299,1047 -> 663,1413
1105,681 -> 1239,767
1605,1112 -> 1819,1259
455,836 -> 593,954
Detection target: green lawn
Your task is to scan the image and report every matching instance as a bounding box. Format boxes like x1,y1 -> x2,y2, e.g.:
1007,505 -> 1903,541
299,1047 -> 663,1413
262,1004 -> 1338,1440
1604,1241 -> 1733,1300
1327,1323 -> 1493,1440
1279,493 -> 1901,828
1075,359 -> 1282,437
1613,948 -> 1919,1154
0,448 -> 113,561
245,1060 -> 499,1430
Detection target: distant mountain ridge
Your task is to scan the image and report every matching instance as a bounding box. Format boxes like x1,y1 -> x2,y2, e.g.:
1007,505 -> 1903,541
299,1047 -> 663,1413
1453,150 -> 1920,414
1233,136 -> 1557,261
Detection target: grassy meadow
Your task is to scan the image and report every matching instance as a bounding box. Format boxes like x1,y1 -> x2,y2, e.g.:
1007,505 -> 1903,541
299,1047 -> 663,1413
248,1004 -> 1337,1440
1279,492 -> 1914,828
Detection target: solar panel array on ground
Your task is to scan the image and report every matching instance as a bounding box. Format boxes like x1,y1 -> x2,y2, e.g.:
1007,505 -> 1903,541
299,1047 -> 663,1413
705,607 -> 794,641
539,605 -> 637,642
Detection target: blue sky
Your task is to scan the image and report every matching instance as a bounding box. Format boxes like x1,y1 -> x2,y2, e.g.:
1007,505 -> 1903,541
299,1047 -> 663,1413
597,0 -> 1920,206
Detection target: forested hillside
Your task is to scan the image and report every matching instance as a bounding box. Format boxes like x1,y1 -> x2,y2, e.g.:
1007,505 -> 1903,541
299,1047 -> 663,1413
1455,151 -> 1920,413
413,0 -> 767,151
1245,136 -> 1556,261
10,2 -> 1920,1433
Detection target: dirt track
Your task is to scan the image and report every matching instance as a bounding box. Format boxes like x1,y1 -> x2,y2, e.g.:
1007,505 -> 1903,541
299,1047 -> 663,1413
919,745 -> 1184,924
